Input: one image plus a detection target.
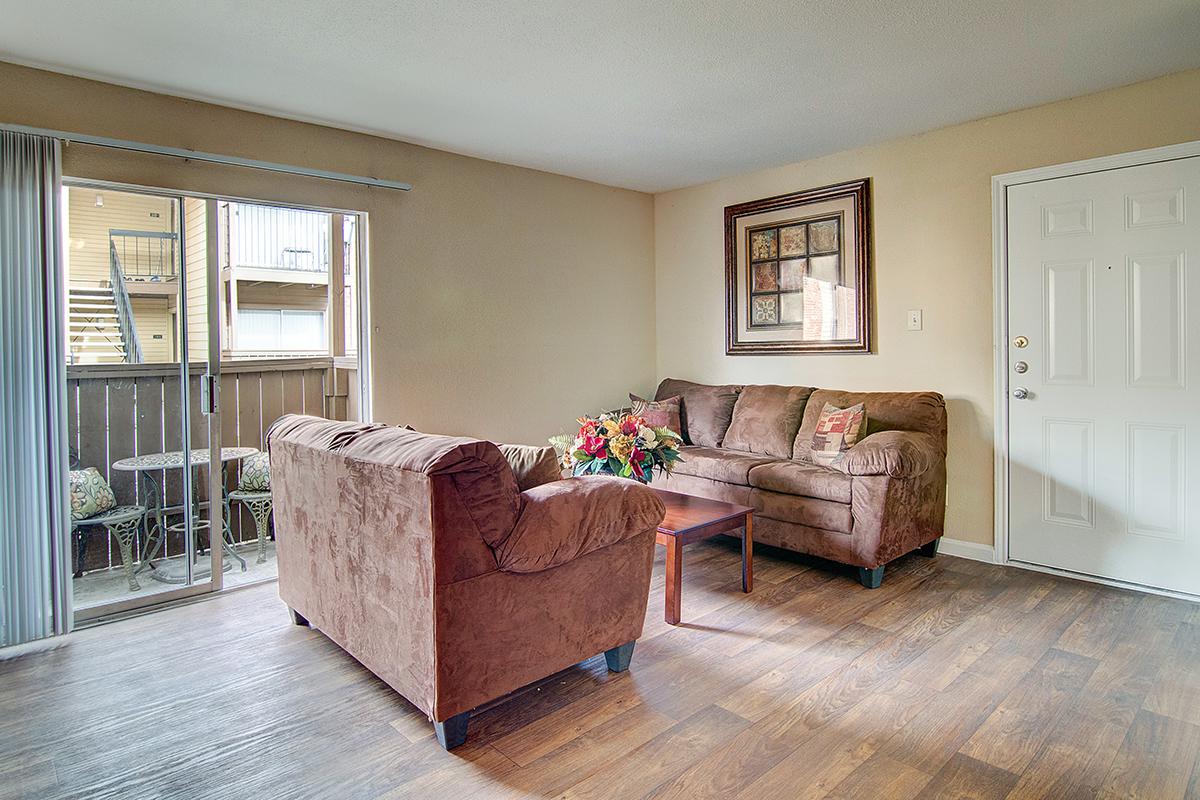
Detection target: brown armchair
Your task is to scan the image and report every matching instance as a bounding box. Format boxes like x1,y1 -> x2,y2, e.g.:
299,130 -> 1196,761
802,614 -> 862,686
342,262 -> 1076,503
267,415 -> 665,749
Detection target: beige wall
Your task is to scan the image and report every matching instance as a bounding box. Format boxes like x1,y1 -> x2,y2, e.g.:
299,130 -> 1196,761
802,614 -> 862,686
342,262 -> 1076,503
0,61 -> 656,444
654,69 -> 1200,548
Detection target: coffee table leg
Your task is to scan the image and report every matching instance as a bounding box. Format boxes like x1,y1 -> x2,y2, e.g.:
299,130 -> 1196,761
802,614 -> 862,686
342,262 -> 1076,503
664,536 -> 682,625
742,514 -> 753,593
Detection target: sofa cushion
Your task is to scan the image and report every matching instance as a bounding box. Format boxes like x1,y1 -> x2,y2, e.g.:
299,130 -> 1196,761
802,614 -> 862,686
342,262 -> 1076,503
793,390 -> 947,460
496,477 -> 665,573
655,378 -> 742,448
496,443 -> 562,491
672,446 -> 777,485
747,460 -> 852,504
723,384 -> 814,458
750,488 -> 853,533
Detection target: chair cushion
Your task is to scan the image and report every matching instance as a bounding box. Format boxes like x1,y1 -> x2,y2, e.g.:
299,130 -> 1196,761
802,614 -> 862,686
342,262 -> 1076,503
69,467 -> 116,521
672,446 -> 777,486
747,460 -> 852,504
655,378 -> 742,448
723,384 -> 814,458
496,443 -> 562,491
239,452 -> 271,491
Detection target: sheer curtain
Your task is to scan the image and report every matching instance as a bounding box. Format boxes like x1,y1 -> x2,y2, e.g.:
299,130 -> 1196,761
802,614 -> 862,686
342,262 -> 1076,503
0,130 -> 70,646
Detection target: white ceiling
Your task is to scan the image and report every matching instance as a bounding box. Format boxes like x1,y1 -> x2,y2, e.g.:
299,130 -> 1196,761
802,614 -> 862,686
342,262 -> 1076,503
2,1 -> 1198,193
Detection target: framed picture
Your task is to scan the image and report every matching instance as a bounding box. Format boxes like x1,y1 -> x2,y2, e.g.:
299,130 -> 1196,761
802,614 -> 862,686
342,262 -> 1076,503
724,178 -> 872,354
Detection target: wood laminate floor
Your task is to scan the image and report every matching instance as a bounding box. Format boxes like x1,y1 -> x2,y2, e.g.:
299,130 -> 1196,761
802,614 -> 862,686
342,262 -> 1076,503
2,540 -> 1198,800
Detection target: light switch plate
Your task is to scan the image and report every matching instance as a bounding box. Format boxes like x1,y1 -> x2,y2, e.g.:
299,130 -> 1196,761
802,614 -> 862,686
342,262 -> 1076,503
906,309 -> 923,331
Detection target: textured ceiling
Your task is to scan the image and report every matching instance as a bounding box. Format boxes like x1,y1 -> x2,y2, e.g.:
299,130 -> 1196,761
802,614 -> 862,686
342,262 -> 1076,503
2,0 -> 1199,192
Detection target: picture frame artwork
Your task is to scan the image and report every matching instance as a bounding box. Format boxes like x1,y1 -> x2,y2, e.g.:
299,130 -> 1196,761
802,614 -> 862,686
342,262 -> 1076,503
725,179 -> 872,354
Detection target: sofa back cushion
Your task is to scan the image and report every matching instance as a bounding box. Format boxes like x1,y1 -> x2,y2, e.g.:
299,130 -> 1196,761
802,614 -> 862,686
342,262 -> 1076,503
269,414 -> 521,549
655,378 -> 742,448
723,384 -> 814,458
792,390 -> 947,460
496,443 -> 562,491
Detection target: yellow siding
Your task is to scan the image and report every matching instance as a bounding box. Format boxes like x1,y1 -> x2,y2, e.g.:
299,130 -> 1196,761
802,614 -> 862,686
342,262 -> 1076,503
131,296 -> 173,362
183,198 -> 209,363
65,187 -> 174,286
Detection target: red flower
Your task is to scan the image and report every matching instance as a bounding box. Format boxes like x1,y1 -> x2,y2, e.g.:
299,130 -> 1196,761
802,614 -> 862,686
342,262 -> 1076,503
582,435 -> 608,459
620,418 -> 639,436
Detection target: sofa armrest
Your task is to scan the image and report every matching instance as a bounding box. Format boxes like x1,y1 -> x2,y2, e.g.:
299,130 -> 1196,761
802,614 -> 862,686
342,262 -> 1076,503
832,431 -> 941,478
494,477 -> 665,573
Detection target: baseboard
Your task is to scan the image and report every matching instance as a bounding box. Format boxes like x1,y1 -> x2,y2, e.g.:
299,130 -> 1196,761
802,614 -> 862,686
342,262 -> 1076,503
937,537 -> 996,564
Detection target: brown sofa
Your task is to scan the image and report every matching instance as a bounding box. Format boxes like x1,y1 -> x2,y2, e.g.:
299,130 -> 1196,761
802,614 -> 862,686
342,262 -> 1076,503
647,378 -> 947,588
267,415 -> 665,749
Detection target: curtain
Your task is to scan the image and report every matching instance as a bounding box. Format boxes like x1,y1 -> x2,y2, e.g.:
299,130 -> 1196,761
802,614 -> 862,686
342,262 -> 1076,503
0,130 -> 69,646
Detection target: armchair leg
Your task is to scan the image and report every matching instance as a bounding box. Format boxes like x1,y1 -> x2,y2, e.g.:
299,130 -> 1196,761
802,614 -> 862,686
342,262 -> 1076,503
857,566 -> 885,589
604,641 -> 636,673
434,711 -> 470,750
288,608 -> 310,627
919,538 -> 940,557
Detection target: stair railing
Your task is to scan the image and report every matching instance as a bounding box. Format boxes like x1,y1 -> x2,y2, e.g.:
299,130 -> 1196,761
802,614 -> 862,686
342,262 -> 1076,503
109,241 -> 144,364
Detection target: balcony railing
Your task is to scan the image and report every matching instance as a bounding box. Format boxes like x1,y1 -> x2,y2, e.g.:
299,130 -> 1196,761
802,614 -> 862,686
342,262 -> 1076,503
228,203 -> 330,273
109,229 -> 178,279
108,240 -> 144,364
67,357 -> 357,573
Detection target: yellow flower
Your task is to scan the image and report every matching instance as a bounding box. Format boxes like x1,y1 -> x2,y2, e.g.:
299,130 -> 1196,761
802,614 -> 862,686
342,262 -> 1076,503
609,434 -> 634,461
601,418 -> 622,437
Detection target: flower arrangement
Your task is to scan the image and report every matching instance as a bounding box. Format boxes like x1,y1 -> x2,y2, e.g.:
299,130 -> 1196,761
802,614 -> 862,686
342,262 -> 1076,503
559,412 -> 683,484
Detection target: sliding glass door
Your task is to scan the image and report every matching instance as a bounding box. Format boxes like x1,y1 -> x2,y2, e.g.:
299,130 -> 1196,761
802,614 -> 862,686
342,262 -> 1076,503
63,181 -> 369,623
64,185 -> 224,620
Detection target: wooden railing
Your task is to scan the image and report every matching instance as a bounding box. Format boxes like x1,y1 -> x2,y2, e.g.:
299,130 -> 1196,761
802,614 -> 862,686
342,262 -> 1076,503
68,356 -> 357,571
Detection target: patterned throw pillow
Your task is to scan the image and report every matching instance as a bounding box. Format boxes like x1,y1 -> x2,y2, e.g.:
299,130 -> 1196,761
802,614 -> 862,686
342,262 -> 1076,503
809,403 -> 867,466
69,467 -> 116,521
239,452 -> 271,491
629,394 -> 683,436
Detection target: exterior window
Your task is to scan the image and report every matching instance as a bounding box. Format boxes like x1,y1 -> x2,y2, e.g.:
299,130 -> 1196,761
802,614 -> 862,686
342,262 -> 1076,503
238,309 -> 326,353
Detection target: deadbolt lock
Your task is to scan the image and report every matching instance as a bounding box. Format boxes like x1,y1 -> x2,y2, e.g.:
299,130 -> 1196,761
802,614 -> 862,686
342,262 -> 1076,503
1013,335 -> 1029,349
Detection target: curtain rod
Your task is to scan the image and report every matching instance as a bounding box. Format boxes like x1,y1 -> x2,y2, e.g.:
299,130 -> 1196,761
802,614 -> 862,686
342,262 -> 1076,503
0,122 -> 412,192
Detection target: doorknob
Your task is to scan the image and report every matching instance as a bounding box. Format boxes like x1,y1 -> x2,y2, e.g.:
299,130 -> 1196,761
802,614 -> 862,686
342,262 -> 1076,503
1011,387 -> 1029,400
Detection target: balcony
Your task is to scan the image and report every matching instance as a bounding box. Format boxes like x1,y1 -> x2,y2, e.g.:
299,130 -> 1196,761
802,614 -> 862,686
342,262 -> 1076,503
68,356 -> 357,616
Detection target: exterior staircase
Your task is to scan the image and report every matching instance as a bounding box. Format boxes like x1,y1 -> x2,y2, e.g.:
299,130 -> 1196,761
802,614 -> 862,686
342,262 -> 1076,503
68,286 -> 127,364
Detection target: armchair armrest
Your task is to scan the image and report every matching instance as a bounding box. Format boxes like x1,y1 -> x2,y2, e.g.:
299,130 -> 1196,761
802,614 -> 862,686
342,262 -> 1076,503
831,431 -> 941,478
494,477 -> 666,573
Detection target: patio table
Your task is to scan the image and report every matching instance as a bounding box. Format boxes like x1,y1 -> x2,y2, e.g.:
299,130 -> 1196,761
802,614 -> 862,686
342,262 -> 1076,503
112,447 -> 259,583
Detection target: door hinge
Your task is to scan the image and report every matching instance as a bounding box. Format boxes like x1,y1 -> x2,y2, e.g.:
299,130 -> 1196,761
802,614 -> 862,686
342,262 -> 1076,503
200,374 -> 220,415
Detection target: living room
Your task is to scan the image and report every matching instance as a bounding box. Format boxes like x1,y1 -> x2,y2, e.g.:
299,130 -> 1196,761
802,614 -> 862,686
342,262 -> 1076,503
2,3 -> 1199,798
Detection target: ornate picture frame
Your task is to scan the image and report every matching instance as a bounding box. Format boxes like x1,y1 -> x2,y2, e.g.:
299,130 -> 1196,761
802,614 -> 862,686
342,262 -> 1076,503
724,178 -> 872,354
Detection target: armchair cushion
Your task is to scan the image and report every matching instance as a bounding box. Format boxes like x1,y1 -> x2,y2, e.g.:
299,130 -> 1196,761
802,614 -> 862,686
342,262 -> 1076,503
830,431 -> 938,478
495,477 -> 666,573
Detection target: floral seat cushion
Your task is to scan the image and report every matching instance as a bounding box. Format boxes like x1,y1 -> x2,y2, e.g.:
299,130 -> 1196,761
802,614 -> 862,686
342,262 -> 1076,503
239,452 -> 271,491
69,467 -> 116,521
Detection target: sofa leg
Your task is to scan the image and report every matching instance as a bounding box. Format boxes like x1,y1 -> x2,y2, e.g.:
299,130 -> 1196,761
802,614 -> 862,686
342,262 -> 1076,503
288,607 -> 310,627
604,641 -> 636,673
857,566 -> 885,589
919,538 -> 940,557
434,711 -> 470,750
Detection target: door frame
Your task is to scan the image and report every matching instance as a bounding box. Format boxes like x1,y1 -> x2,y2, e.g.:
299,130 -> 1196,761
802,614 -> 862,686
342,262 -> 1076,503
991,138 -> 1200,596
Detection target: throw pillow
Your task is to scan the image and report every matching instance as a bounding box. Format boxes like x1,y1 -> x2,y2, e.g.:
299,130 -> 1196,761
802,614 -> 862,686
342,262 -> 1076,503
809,402 -> 867,466
654,378 -> 742,447
239,452 -> 271,491
497,443 -> 562,491
629,393 -> 682,435
69,467 -> 116,521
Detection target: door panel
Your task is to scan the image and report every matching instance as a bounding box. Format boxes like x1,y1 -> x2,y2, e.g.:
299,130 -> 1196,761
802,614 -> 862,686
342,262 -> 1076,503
1007,156 -> 1200,594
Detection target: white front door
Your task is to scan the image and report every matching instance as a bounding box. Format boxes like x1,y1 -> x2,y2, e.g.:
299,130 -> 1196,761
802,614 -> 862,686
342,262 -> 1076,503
1007,155 -> 1200,595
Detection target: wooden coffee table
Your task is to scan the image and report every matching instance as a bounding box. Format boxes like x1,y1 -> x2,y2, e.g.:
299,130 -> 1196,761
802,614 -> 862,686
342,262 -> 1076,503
653,489 -> 753,625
